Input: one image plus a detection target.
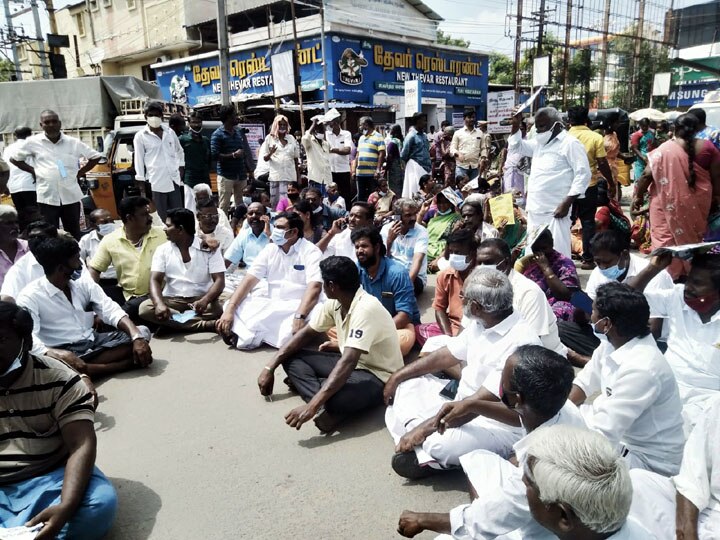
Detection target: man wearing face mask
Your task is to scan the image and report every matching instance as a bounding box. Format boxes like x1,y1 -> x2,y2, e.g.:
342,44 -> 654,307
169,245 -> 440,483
352,227 -> 420,357
17,236 -> 153,379
569,282 -> 685,476
396,345 -> 583,539
628,251 -> 720,434
302,186 -> 346,231
0,301 -> 118,540
179,112 -> 211,213
302,116 -> 333,194
509,107 -> 591,258
224,202 -> 271,268
132,101 -> 185,221
415,229 -> 477,350
216,212 -> 323,350
1,220 -> 60,303
384,267 -> 542,479
78,209 -> 122,305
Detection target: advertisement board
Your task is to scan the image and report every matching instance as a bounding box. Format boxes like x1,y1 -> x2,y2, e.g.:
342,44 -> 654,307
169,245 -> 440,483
487,90 -> 515,134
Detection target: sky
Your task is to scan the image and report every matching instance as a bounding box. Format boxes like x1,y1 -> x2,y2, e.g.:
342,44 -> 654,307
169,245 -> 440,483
1,0 -> 715,66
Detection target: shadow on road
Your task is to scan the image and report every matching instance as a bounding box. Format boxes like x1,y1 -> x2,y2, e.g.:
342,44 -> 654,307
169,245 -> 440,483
105,477 -> 162,540
297,407 -> 387,448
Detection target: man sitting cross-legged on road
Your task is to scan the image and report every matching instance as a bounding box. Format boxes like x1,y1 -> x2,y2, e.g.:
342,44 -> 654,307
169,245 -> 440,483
257,256 -> 403,434
216,211 -> 323,350
384,267 -> 542,479
397,344 -> 584,539
16,236 -> 153,379
0,302 -> 118,540
139,208 -> 225,333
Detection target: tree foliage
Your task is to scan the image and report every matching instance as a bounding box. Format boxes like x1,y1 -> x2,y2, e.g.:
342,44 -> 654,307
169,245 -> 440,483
436,30 -> 470,49
489,52 -> 515,85
0,59 -> 14,82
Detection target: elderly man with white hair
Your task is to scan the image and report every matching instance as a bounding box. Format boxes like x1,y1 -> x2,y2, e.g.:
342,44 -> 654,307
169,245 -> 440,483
192,183 -> 232,231
0,205 -> 29,288
384,267 -> 542,479
509,107 -> 591,258
396,344 -> 584,539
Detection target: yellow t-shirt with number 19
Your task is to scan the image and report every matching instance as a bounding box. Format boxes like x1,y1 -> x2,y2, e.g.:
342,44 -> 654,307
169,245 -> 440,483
310,288 -> 403,383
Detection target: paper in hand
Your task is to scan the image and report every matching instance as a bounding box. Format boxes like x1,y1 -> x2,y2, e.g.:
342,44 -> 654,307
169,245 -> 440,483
171,310 -> 197,324
652,241 -> 720,260
0,524 -> 44,539
488,193 -> 515,229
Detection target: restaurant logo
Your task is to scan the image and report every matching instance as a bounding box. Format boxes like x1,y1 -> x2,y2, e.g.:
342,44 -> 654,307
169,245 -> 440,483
338,48 -> 368,86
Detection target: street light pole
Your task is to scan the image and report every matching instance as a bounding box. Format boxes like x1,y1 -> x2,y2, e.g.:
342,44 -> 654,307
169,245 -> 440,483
217,0 -> 230,106
290,0 -> 305,133
320,0 -> 328,112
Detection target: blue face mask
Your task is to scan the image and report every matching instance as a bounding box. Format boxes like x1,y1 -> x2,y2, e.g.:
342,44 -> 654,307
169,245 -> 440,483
598,256 -> 628,280
242,196 -> 252,206
271,228 -> 288,247
591,317 -> 610,342
70,268 -> 82,281
437,208 -> 453,216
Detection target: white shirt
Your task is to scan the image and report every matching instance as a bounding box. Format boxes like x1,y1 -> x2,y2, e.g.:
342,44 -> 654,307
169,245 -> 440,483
323,195 -> 347,211
197,225 -> 234,254
133,125 -> 184,193
3,140 -> 35,194
644,285 -> 720,421
11,132 -> 102,205
508,269 -> 566,356
326,128 -> 354,173
674,396 -> 720,520
447,311 -> 542,400
264,134 -> 299,183
302,131 -> 332,185
17,276 -> 127,356
508,129 -> 591,215
574,334 -> 685,476
380,222 -> 429,286
322,228 -> 357,262
451,401 -> 586,539
0,252 -> 44,300
586,253 -> 674,302
79,230 -> 116,280
150,237 -> 225,298
449,126 -> 483,168
248,238 -> 323,296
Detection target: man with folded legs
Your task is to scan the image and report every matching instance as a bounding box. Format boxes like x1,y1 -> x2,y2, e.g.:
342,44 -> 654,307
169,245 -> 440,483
257,256 -> 403,433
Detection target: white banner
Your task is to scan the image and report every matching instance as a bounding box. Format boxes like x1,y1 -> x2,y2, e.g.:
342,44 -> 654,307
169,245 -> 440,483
271,50 -> 295,98
404,80 -> 422,117
487,90 -> 516,134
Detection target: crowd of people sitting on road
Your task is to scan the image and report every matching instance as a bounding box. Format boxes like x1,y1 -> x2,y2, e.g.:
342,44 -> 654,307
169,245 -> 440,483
0,101 -> 719,539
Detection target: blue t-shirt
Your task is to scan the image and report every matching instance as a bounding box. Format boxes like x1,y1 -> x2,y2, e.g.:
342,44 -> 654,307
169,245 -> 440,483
225,228 -> 269,267
357,257 -> 421,324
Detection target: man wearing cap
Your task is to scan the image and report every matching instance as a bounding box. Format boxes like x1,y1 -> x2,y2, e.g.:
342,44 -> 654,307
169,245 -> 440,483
325,109 -> 355,203
401,113 -> 432,173
450,110 -> 482,181
302,115 -> 332,195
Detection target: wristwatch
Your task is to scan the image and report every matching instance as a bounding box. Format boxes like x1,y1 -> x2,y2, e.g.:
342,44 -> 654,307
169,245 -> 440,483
294,313 -> 306,320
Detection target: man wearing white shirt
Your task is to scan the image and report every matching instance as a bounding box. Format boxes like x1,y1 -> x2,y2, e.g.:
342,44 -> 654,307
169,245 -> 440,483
396,344 -> 583,539
139,208 -> 225,332
560,229 -> 675,360
132,101 -> 185,221
629,251 -> 720,433
384,268 -> 542,478
381,199 -> 429,295
216,211 -> 323,350
477,239 -> 566,357
326,111 -> 354,203
0,220 -> 58,302
195,200 -> 234,254
675,396 -> 720,539
317,201 -> 374,262
16,236 -> 152,379
570,282 -> 685,476
78,209 -> 122,304
3,127 -> 36,211
508,107 -> 591,258
9,111 -> 102,239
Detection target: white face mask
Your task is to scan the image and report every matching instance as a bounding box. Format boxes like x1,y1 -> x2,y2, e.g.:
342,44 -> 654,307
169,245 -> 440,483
312,205 -> 323,214
315,133 -> 325,140
190,127 -> 202,134
448,253 -> 471,272
147,116 -> 162,129
271,228 -> 289,247
97,222 -> 117,237
1,340 -> 24,378
534,122 -> 560,146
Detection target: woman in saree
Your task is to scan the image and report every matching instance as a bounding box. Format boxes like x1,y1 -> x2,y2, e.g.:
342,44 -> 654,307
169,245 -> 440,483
633,113 -> 720,279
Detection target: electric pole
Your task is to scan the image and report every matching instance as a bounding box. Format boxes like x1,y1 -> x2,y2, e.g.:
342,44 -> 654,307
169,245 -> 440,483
537,0 -> 546,56
562,0 -> 572,108
3,0 -> 21,80
514,0 -> 523,93
289,0 -> 305,133
30,0 -> 49,78
628,0 -> 646,109
320,0 -> 328,112
598,0 -> 612,108
217,0 -> 230,106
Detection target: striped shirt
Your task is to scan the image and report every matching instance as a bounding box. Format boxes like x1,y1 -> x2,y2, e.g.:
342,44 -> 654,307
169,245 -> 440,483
0,354 -> 94,485
356,131 -> 386,176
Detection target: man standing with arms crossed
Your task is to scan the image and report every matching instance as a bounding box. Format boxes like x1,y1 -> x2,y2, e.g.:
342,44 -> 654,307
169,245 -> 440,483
10,111 -> 101,239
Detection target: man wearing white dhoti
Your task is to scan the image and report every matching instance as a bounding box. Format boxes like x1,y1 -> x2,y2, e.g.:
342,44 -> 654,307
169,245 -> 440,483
508,107 -> 591,259
383,267 -> 541,479
216,211 -> 323,349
